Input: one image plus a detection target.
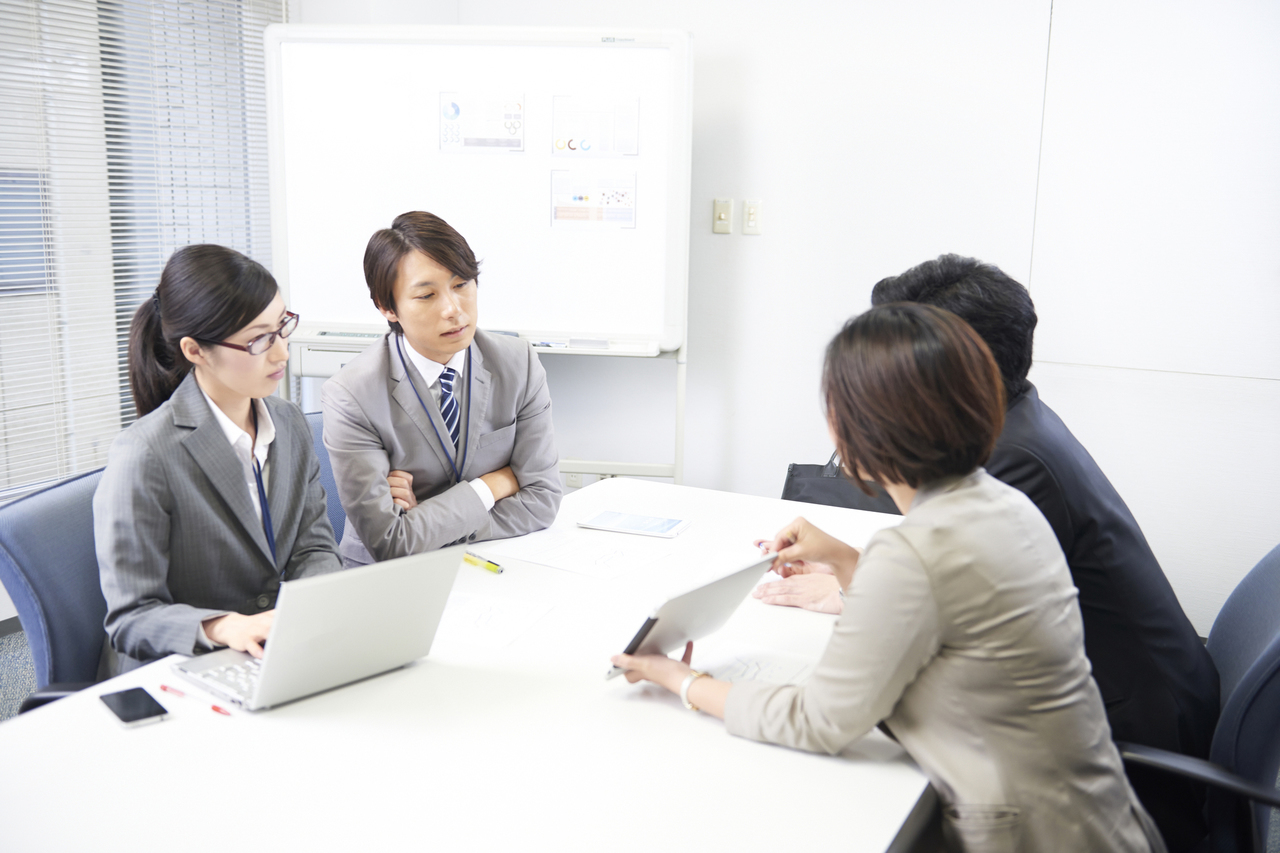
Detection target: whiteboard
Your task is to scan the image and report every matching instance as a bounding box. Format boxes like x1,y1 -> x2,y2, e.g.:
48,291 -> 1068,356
265,26 -> 692,352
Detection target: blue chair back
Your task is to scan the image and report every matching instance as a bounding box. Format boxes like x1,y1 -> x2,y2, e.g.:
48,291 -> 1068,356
1206,543 -> 1280,852
305,412 -> 346,543
0,469 -> 107,687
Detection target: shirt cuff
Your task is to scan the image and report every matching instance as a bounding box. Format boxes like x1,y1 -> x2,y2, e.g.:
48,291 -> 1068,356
469,477 -> 496,511
197,618 -> 227,651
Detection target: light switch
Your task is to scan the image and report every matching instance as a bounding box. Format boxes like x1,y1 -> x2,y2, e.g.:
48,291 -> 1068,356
712,198 -> 732,234
743,200 -> 762,235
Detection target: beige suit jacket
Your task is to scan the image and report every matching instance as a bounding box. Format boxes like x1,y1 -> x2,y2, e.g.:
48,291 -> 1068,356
321,330 -> 561,566
726,470 -> 1166,853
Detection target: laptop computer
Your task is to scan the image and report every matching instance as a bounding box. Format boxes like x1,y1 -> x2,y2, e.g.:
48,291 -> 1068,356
173,544 -> 464,710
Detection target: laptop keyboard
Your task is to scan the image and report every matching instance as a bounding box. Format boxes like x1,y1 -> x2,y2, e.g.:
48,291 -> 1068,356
201,658 -> 263,700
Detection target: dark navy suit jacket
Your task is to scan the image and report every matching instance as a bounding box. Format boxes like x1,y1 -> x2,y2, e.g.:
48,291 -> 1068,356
988,383 -> 1218,850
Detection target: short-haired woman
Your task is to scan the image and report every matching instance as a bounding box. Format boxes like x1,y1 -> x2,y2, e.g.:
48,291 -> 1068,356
612,303 -> 1166,852
95,245 -> 342,673
321,211 -> 561,566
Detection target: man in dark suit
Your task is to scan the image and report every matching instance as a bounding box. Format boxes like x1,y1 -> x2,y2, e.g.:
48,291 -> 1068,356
760,255 -> 1218,851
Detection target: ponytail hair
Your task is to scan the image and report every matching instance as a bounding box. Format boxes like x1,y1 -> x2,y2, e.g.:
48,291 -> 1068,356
128,244 -> 278,417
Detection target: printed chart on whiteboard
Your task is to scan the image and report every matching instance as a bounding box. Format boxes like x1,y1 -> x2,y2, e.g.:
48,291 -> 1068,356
439,92 -> 524,152
552,95 -> 640,157
550,171 -> 636,228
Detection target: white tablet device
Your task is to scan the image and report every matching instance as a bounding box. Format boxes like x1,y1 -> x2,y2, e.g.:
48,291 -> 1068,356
577,510 -> 691,538
605,552 -> 775,679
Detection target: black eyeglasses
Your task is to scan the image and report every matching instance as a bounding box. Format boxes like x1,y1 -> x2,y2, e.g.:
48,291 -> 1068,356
200,311 -> 299,356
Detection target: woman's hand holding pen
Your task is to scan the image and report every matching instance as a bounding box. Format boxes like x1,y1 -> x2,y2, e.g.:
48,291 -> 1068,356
755,517 -> 862,590
202,611 -> 275,658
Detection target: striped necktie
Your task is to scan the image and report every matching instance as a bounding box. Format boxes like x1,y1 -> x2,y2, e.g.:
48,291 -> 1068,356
439,366 -> 461,448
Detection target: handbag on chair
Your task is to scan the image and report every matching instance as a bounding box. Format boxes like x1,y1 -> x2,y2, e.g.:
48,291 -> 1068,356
781,452 -> 901,515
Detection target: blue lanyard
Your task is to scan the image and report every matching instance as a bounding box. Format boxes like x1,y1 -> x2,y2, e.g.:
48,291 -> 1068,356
395,335 -> 471,484
250,403 -> 278,571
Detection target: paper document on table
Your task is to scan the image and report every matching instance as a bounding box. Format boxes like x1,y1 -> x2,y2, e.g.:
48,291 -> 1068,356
434,592 -> 553,650
705,654 -> 814,685
475,527 -> 673,580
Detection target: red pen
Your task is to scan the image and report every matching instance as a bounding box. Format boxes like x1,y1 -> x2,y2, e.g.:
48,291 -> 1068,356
160,684 -> 185,697
211,705 -> 232,716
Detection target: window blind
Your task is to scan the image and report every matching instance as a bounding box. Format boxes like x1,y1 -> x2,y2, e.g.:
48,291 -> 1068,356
0,0 -> 282,502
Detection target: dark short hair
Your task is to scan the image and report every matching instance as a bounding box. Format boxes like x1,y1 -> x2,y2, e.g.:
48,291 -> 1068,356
870,254 -> 1036,401
363,211 -> 481,334
824,302 -> 1006,493
128,244 -> 277,417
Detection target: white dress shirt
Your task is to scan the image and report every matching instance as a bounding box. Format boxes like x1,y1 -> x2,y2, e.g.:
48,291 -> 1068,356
400,337 -> 495,510
196,389 -> 276,648
200,388 -> 275,516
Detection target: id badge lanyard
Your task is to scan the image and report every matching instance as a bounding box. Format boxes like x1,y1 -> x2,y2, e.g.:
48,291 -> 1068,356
395,334 -> 471,484
249,403 -> 278,574
247,403 -> 284,612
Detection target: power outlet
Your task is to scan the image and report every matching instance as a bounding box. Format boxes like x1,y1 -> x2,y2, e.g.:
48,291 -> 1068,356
742,200 -> 762,235
566,472 -> 583,488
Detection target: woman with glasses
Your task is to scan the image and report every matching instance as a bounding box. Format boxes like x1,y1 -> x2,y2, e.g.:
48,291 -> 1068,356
612,303 -> 1165,852
95,244 -> 342,673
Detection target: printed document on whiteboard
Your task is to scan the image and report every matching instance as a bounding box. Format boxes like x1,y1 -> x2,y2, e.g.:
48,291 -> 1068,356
439,93 -> 524,152
552,96 -> 639,157
550,171 -> 636,228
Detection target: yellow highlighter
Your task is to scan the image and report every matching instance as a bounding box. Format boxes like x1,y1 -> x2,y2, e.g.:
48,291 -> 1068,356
463,551 -> 504,575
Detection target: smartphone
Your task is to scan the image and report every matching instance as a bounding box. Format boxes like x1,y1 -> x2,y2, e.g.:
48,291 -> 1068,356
100,687 -> 169,728
576,510 -> 691,538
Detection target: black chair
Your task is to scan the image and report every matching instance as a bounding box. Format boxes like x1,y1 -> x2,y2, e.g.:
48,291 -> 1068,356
305,411 -> 346,542
0,469 -> 108,711
1118,543 -> 1280,853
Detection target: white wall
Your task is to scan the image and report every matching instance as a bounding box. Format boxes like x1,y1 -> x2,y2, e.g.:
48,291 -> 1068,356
1028,362 -> 1280,633
292,0 -> 1280,634
1027,0 -> 1280,632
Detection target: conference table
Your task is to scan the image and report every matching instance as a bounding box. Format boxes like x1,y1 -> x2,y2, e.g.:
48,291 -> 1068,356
0,478 -> 931,851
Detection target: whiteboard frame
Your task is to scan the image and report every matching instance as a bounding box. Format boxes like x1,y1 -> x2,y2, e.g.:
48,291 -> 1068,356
264,24 -> 693,354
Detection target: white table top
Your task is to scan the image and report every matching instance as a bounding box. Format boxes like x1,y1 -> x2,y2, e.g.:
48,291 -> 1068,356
0,478 -> 928,852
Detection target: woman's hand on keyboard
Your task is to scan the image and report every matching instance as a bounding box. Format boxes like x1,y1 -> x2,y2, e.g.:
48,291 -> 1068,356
202,611 -> 276,658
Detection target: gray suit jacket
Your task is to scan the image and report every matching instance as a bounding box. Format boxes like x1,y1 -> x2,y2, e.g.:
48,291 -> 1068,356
95,373 -> 342,672
321,330 -> 561,566
726,471 -> 1165,853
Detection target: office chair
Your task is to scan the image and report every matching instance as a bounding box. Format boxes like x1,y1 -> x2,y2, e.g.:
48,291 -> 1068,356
305,412 -> 346,542
0,468 -> 108,711
1118,543 -> 1280,853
